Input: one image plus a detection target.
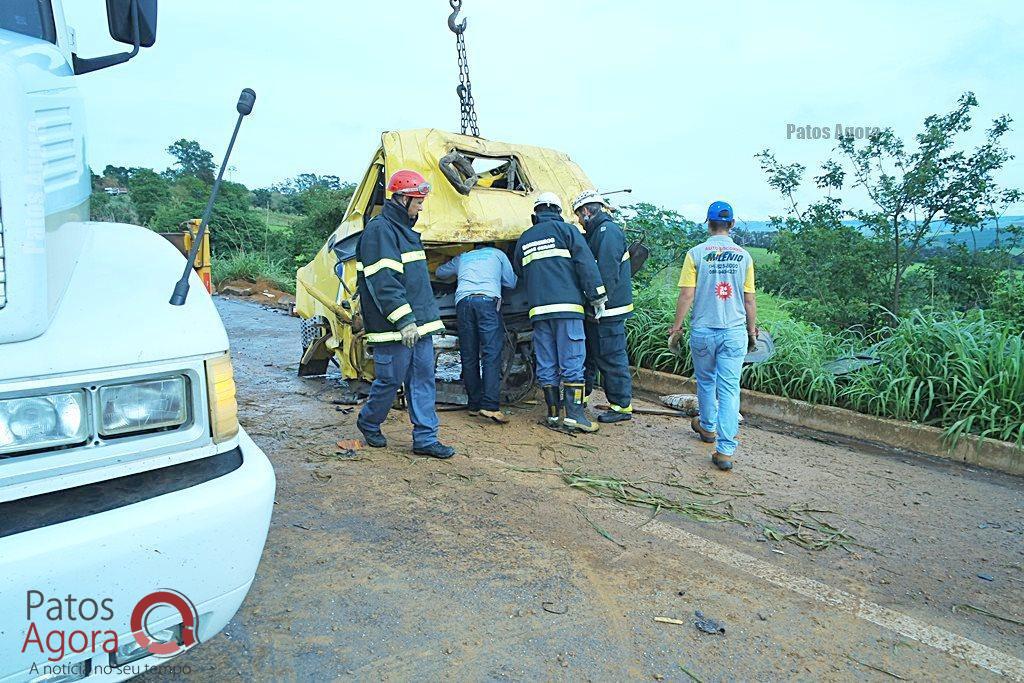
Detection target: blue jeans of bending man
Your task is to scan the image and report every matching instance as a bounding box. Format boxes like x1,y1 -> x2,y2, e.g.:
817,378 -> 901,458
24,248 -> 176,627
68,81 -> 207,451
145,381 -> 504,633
357,338 -> 439,448
689,326 -> 747,456
533,318 -> 586,386
457,295 -> 505,411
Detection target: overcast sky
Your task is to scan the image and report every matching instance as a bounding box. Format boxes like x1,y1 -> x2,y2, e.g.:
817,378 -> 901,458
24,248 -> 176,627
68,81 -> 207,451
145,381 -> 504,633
67,0 -> 1024,221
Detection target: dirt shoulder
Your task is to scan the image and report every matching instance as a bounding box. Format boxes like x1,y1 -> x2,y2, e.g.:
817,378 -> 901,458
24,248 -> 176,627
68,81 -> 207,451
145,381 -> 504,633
149,298 -> 1024,682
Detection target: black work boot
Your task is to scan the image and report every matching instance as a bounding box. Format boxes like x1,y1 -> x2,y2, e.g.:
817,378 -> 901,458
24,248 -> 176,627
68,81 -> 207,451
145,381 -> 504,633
413,442 -> 456,459
598,407 -> 633,423
562,383 -> 599,433
542,385 -> 562,430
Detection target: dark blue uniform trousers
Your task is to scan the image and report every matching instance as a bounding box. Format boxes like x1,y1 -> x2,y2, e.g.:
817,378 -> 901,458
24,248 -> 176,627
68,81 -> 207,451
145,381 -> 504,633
457,295 -> 505,411
357,338 -> 439,448
533,318 -> 586,385
584,319 -> 633,412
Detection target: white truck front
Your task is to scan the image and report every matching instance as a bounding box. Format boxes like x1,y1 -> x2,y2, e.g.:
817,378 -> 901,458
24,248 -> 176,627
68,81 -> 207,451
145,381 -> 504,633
0,1 -> 275,680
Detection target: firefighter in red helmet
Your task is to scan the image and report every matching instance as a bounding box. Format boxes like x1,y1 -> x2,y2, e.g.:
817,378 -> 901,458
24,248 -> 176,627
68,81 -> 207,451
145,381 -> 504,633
355,170 -> 455,459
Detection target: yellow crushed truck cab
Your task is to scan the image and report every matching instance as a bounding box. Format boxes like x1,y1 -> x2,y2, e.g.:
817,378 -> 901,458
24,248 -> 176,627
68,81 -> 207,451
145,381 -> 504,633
294,128 -> 597,400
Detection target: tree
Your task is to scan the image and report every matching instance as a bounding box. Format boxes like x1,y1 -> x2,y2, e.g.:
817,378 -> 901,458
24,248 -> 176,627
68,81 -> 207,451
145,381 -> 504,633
126,169 -> 171,224
838,92 -> 1018,315
252,187 -> 272,209
166,139 -> 216,183
289,185 -> 356,265
621,203 -> 704,286
755,150 -> 889,330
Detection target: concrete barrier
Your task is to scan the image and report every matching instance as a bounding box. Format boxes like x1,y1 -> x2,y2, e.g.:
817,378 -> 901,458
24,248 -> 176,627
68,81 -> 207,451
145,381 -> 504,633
631,366 -> 1024,477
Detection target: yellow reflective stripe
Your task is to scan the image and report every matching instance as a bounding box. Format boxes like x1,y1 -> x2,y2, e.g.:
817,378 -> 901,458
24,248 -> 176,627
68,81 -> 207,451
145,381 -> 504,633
365,319 -> 446,343
603,303 -> 634,317
401,250 -> 427,263
363,258 -> 404,276
621,251 -> 631,262
387,303 -> 412,323
596,285 -> 606,295
609,403 -> 633,414
529,303 -> 585,317
417,319 -> 446,335
521,248 -> 571,266
365,331 -> 401,343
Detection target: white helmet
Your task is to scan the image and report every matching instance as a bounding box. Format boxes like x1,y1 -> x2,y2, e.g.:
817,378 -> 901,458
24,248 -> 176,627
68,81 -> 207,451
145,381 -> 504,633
571,189 -> 608,213
533,191 -> 562,210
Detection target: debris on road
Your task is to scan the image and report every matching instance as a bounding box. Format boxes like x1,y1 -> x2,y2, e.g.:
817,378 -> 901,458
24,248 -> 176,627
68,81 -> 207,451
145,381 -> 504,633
575,505 -> 627,548
758,503 -> 867,552
847,655 -> 907,680
953,603 -> 1024,627
976,573 -> 995,582
541,602 -> 568,615
653,616 -> 686,625
693,610 -> 726,635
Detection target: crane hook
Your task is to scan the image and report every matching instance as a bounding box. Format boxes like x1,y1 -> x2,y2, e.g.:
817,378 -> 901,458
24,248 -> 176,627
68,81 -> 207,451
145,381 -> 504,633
448,0 -> 467,34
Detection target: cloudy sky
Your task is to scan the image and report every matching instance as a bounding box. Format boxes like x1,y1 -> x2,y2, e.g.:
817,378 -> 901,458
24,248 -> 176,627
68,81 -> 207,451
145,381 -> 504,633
67,0 -> 1024,221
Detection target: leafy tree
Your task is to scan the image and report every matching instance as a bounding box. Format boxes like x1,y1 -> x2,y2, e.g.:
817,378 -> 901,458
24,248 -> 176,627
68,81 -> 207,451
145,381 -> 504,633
166,139 -> 216,183
126,169 -> 171,224
755,150 -> 889,330
837,92 -> 1018,315
289,185 -> 356,266
621,202 -> 705,286
251,187 -> 272,209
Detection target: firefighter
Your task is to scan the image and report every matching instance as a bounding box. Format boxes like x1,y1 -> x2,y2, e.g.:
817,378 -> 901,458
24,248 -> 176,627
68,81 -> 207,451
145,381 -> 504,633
514,192 -> 606,433
572,189 -> 634,423
355,169 -> 455,459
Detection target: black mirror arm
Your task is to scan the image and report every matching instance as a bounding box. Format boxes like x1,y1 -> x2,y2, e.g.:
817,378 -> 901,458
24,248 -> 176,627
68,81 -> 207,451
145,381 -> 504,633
72,0 -> 141,75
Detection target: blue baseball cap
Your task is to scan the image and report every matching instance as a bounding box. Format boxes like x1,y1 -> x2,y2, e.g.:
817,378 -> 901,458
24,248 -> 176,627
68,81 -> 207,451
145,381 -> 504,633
706,201 -> 734,222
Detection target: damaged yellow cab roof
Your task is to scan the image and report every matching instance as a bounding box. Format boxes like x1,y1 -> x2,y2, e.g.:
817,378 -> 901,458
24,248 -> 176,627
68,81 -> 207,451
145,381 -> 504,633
336,128 -> 597,244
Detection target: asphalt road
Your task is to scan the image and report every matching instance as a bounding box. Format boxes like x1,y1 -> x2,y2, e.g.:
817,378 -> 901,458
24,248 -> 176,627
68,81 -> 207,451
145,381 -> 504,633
146,297 -> 1024,682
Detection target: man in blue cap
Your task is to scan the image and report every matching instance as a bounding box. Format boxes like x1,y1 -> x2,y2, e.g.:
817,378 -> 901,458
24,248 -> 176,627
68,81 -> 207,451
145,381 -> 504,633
667,201 -> 758,471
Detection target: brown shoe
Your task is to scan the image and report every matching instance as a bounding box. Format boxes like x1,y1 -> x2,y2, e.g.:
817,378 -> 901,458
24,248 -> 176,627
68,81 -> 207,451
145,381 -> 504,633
711,452 -> 733,471
691,416 -> 717,443
478,409 -> 510,424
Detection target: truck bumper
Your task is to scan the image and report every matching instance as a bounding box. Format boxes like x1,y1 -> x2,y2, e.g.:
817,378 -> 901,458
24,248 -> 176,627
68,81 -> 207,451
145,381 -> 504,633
0,428 -> 275,682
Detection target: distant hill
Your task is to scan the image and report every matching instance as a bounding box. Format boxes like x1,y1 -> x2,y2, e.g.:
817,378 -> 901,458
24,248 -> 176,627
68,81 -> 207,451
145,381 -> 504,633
736,216 -> 1024,252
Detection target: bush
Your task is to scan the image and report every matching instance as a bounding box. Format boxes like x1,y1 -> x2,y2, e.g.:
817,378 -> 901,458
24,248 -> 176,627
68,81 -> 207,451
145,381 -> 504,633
988,272 -> 1024,332
211,251 -> 295,294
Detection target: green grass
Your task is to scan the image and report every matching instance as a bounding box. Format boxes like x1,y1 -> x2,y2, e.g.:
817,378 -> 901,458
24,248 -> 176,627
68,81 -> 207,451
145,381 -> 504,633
626,282 -> 1024,448
747,246 -> 779,267
211,250 -> 295,294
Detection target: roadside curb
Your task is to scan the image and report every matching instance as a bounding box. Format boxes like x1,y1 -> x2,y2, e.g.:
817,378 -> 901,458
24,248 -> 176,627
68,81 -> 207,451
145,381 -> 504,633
630,366 -> 1023,477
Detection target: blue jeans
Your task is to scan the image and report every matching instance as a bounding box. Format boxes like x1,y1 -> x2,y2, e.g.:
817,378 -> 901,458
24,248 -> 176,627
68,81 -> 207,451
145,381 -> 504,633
690,326 -> 747,456
532,318 -> 586,385
357,338 -> 439,448
457,295 -> 505,411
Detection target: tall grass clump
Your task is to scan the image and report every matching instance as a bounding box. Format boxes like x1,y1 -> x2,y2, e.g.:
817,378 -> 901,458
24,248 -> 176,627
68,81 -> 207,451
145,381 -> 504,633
838,311 -> 1024,446
211,250 -> 295,294
625,283 -> 1024,448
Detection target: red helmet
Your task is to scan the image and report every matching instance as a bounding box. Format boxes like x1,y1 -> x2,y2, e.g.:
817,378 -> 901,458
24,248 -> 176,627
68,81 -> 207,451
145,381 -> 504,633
387,169 -> 431,198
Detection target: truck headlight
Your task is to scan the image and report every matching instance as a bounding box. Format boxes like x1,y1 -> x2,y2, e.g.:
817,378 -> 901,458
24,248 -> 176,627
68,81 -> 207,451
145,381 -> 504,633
99,377 -> 188,437
0,392 -> 88,456
205,354 -> 239,443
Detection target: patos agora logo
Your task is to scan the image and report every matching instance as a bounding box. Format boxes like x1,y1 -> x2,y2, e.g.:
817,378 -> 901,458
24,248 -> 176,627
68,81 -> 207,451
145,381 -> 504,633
21,588 -> 198,662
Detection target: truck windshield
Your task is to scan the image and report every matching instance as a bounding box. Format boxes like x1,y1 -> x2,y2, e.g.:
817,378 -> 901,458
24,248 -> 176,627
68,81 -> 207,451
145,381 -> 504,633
0,0 -> 57,43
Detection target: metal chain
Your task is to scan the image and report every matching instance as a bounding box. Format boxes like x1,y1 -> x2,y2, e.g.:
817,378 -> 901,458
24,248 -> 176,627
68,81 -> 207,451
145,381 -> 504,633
450,0 -> 480,137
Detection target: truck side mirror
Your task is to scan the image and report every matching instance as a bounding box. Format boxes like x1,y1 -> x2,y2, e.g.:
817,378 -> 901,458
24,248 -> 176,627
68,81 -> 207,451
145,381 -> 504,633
107,0 -> 158,47
73,0 -> 158,75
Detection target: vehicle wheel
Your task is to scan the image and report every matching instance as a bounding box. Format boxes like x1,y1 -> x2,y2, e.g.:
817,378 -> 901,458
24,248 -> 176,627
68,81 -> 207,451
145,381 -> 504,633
500,341 -> 535,405
298,315 -> 331,377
